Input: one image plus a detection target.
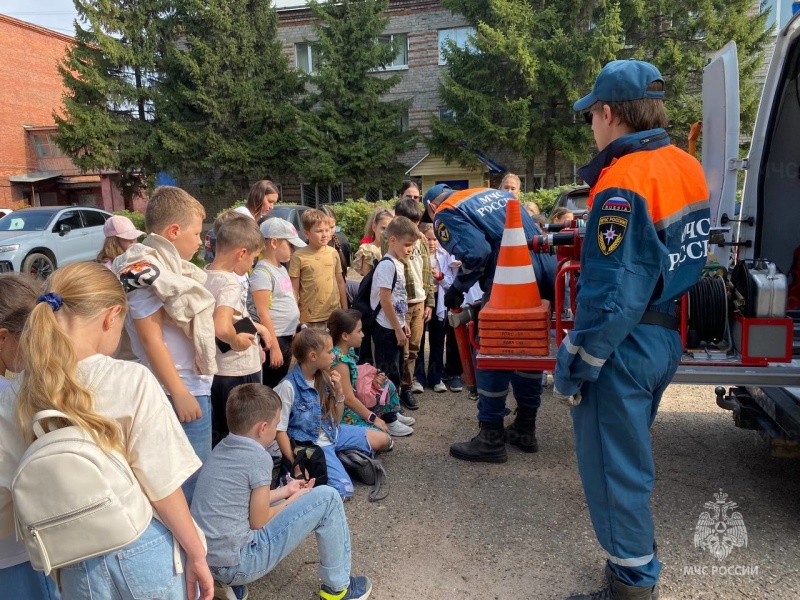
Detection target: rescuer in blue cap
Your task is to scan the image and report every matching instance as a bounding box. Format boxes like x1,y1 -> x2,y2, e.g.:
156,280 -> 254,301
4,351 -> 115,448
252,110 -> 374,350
558,60 -> 710,599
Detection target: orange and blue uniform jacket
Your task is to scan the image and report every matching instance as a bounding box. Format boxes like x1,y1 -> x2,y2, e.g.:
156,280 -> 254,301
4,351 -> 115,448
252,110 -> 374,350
554,129 -> 710,396
432,188 -> 556,302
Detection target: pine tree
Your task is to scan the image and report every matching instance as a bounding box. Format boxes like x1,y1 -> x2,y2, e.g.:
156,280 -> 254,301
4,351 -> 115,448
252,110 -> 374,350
299,0 -> 417,198
428,0 -> 624,188
55,0 -> 166,208
616,0 -> 772,147
157,0 -> 305,189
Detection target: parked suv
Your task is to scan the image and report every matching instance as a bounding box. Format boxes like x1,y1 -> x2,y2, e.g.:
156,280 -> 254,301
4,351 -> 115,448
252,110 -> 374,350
0,206 -> 111,279
550,185 -> 590,217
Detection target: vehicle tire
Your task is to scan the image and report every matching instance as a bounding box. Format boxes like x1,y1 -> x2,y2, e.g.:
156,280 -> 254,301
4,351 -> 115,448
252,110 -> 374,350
22,252 -> 55,280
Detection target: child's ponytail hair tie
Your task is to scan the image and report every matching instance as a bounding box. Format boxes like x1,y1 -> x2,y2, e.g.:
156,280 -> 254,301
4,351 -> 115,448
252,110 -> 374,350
36,292 -> 63,312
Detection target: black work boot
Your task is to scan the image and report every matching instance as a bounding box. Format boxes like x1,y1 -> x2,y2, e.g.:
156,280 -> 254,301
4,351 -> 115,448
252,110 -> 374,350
568,565 -> 659,600
400,388 -> 418,410
505,406 -> 539,452
449,422 -> 508,463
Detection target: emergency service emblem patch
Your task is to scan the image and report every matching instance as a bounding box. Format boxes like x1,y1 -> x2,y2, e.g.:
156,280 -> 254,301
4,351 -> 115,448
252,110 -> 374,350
601,197 -> 631,213
597,216 -> 627,256
435,219 -> 450,242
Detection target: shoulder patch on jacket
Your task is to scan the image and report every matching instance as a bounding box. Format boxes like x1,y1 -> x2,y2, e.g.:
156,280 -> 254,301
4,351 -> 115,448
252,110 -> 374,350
597,216 -> 627,256
435,218 -> 450,242
600,197 -> 631,213
119,261 -> 161,293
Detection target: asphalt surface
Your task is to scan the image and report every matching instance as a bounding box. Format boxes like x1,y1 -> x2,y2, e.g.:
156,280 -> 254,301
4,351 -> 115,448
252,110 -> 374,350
247,383 -> 800,599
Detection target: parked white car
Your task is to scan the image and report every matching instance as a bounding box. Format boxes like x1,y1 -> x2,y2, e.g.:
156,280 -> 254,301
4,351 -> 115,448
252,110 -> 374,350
0,207 -> 112,279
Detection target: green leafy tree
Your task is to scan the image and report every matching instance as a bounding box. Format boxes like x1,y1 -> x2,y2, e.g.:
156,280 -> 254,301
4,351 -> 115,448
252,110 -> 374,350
616,0 -> 772,147
157,0 -> 305,188
299,0 -> 417,197
55,0 -> 167,209
429,0 -> 624,187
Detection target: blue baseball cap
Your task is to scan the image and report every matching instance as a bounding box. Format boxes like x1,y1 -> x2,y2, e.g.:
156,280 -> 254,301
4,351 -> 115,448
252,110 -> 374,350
421,183 -> 453,222
573,59 -> 665,112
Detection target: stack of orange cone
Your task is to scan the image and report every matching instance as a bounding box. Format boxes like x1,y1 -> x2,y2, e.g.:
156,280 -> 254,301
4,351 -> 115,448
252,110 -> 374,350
479,198 -> 550,356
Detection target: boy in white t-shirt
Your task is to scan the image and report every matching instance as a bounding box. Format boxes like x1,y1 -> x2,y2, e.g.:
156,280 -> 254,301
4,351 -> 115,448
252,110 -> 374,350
205,213 -> 271,446
369,216 -> 418,392
250,218 -> 305,388
116,186 -> 215,505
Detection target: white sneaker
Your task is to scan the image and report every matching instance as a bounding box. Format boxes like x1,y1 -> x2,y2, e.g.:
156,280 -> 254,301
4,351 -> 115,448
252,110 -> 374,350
387,420 -> 414,437
433,382 -> 447,393
396,413 -> 416,426
410,380 -> 424,393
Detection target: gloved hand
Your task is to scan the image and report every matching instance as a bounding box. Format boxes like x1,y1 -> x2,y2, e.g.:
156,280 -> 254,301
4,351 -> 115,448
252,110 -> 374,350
444,286 -> 465,310
553,387 -> 582,407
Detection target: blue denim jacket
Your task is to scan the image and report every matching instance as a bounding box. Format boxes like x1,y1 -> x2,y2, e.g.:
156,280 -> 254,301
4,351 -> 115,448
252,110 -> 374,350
285,365 -> 338,444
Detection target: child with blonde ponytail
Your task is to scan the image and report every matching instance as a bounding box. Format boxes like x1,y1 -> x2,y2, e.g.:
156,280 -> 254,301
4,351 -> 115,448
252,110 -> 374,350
0,262 -> 213,600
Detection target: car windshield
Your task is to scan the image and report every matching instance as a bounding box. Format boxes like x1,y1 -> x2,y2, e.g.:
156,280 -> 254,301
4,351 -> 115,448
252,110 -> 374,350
0,209 -> 56,232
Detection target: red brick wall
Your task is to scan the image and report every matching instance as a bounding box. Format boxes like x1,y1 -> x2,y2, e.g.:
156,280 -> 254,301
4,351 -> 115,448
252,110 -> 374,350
0,16 -> 73,207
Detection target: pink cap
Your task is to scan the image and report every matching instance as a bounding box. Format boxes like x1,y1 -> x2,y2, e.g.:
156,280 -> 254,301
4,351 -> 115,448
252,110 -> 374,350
103,215 -> 145,240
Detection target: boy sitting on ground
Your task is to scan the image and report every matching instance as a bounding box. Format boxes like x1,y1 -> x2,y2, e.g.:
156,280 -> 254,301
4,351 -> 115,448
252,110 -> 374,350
191,383 -> 372,600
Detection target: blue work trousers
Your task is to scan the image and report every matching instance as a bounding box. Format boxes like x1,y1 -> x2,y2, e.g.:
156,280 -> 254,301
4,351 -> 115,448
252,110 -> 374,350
572,324 -> 681,588
476,369 -> 543,423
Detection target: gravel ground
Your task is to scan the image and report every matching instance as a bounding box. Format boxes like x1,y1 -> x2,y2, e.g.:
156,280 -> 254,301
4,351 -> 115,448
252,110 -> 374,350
246,383 -> 800,600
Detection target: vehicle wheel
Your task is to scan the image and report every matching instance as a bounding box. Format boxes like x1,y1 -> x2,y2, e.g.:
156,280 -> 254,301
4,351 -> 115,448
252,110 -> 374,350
22,252 -> 55,280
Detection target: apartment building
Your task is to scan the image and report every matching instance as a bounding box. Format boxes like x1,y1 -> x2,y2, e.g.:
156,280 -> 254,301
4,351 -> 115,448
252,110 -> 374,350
274,0 -> 575,204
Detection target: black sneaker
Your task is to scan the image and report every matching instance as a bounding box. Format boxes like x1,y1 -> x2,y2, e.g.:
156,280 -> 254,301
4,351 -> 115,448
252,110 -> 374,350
449,375 -> 464,392
400,388 -> 419,410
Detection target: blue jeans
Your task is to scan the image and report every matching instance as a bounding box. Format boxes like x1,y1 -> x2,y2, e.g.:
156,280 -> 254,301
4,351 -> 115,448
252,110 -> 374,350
211,486 -> 350,593
169,394 -> 211,506
59,519 -> 188,600
0,561 -> 60,599
322,425 -> 375,499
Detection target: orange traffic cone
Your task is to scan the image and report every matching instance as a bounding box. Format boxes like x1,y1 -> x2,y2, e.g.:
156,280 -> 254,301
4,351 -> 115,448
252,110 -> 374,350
479,198 -> 550,356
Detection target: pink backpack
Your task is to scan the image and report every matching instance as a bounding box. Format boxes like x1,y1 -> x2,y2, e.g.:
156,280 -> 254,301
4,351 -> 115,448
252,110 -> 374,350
355,363 -> 389,409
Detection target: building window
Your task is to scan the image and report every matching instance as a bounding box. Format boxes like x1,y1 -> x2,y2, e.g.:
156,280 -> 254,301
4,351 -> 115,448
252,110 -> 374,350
532,173 -> 561,190
438,107 -> 456,122
396,109 -> 410,132
31,133 -> 65,158
301,183 -> 343,207
438,26 -> 475,65
377,33 -> 409,69
296,42 -> 322,74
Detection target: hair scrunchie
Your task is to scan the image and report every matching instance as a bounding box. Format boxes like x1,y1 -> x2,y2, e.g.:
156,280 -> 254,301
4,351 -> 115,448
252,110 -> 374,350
37,292 -> 63,312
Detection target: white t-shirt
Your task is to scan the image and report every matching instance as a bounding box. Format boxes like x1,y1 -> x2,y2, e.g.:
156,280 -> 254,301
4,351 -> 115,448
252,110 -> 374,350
204,270 -> 261,377
126,287 -> 213,397
370,255 -> 407,330
0,355 -> 202,539
249,261 -> 300,337
274,378 -> 332,446
0,378 -> 27,568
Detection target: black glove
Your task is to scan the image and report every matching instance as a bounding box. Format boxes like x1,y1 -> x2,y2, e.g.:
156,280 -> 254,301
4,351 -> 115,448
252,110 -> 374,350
444,286 -> 465,310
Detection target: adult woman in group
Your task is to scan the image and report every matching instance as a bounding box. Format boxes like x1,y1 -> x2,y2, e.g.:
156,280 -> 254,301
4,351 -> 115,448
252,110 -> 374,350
235,180 -> 280,220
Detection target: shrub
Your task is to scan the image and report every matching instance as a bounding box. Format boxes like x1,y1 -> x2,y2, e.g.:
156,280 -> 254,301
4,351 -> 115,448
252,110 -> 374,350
331,199 -> 393,249
519,185 -> 577,215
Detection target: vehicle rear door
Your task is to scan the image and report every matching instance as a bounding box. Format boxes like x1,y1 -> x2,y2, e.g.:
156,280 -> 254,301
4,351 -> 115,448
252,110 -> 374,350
701,41 -> 741,266
79,210 -> 109,261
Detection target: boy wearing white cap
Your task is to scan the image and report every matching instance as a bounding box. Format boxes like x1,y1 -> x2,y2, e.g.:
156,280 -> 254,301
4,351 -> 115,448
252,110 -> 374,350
97,215 -> 145,269
251,218 -> 306,387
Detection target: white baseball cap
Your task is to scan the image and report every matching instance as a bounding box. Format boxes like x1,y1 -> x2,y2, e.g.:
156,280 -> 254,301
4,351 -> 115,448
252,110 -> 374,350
260,218 -> 306,247
103,215 -> 145,240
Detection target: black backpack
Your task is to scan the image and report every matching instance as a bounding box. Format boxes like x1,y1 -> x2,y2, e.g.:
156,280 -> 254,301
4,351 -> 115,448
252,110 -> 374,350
351,256 -> 398,331
336,449 -> 389,502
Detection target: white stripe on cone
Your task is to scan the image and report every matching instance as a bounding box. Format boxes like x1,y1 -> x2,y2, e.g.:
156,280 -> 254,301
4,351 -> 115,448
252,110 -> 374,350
500,227 -> 527,248
493,265 -> 537,286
